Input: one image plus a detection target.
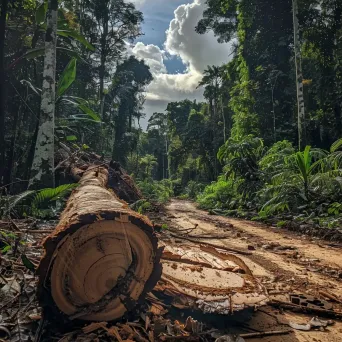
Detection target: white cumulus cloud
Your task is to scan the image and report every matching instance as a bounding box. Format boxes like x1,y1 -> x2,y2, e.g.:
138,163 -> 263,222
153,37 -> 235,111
165,0 -> 232,73
131,0 -> 234,127
132,42 -> 167,74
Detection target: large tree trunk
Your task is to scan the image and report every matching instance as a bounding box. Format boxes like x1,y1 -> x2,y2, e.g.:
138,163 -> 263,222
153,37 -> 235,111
37,166 -> 161,321
29,0 -> 58,189
0,0 -> 8,187
292,0 -> 306,150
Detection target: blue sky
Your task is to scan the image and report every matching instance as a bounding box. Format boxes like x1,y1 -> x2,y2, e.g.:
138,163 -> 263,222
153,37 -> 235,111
138,0 -> 185,46
129,0 -> 234,128
137,0 -> 187,74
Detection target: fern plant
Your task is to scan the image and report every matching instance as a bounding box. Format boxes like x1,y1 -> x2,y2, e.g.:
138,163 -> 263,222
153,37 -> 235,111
259,145 -> 341,215
0,184 -> 77,218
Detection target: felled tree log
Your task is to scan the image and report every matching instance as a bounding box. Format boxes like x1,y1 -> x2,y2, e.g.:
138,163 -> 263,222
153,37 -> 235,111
69,162 -> 142,204
37,166 -> 162,321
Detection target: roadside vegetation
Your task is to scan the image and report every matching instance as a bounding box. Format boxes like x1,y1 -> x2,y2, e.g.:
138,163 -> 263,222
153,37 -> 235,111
1,0 -> 342,234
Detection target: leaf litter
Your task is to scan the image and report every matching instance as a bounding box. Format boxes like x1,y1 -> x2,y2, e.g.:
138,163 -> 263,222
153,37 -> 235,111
1,210 -> 342,342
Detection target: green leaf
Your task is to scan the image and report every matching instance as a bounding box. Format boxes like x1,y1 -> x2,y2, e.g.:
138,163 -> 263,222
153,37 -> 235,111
32,184 -> 78,209
331,138 -> 342,153
21,47 -> 45,60
21,254 -> 36,271
10,47 -> 85,72
66,135 -> 77,141
78,104 -> 101,122
57,29 -> 95,51
1,245 -> 11,254
35,1 -> 48,25
57,58 -> 77,97
57,47 -> 87,62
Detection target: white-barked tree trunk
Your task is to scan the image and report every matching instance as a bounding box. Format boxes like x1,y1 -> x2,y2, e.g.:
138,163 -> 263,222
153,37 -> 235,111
29,0 -> 58,189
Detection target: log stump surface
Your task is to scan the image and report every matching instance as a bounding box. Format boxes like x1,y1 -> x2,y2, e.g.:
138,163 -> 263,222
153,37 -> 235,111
37,167 -> 162,321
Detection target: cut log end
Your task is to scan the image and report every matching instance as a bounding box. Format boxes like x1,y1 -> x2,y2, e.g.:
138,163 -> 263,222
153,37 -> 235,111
37,167 -> 162,321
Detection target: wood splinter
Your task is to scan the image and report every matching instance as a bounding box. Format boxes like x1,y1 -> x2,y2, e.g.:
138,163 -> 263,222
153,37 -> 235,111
36,166 -> 162,321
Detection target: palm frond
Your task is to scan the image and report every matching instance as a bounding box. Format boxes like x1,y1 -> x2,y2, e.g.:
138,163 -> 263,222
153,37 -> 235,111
32,183 -> 78,208
330,138 -> 342,153
6,190 -> 36,213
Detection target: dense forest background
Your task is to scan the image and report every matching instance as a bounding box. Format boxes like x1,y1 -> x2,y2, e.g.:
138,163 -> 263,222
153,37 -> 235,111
1,0 -> 342,229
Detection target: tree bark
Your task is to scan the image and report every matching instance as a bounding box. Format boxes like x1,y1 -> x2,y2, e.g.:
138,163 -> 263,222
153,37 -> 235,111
29,0 -> 58,189
0,0 -> 8,187
6,102 -> 21,186
37,166 -> 162,321
220,96 -> 226,143
333,1 -> 342,139
99,11 -> 109,120
292,0 -> 306,150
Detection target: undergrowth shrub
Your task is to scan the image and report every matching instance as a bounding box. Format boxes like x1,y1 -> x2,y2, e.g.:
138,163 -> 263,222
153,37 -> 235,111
184,181 -> 205,199
137,179 -> 174,204
197,137 -> 342,227
197,176 -> 239,210
0,184 -> 77,219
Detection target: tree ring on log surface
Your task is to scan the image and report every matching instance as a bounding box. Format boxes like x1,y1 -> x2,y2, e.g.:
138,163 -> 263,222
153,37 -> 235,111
37,167 -> 162,322
50,220 -> 154,321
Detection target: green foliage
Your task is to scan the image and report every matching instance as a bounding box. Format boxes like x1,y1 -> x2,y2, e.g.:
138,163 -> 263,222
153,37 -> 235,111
137,179 -> 174,204
0,184 -> 77,218
57,29 -> 95,51
35,0 -> 47,25
57,58 -> 77,97
327,202 -> 342,216
66,135 -> 77,141
32,183 -> 77,209
198,137 -> 342,229
1,245 -> 11,254
139,154 -> 158,179
135,200 -> 152,214
161,223 -> 168,230
184,181 -> 205,199
0,230 -> 23,255
21,254 -> 36,271
258,145 -> 337,215
218,136 -> 264,199
77,103 -> 101,122
197,176 -> 238,210
259,140 -> 295,175
3,0 -> 342,239
276,221 -> 287,228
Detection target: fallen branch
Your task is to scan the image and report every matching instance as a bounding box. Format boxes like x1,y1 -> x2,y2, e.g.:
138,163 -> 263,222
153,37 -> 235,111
319,291 -> 342,304
187,234 -> 230,239
240,329 -> 292,338
269,300 -> 342,319
167,232 -> 252,255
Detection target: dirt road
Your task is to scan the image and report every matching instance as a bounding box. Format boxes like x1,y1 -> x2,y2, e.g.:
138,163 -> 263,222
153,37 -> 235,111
161,199 -> 342,342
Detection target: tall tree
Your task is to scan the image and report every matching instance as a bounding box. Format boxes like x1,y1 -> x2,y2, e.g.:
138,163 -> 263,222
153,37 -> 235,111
147,112 -> 169,179
292,0 -> 306,150
29,0 -> 58,189
109,56 -> 152,165
81,0 -> 143,119
0,0 -> 8,186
